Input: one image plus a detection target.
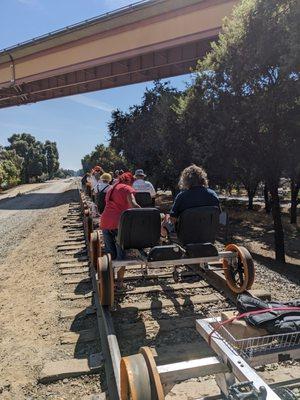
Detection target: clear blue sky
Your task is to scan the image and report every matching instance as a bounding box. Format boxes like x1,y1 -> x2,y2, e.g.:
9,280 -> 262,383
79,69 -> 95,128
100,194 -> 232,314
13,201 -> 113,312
0,0 -> 192,170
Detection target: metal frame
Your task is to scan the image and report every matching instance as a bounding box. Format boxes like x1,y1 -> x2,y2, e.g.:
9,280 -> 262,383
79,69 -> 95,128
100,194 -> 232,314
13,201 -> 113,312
112,251 -> 235,270
196,317 -> 282,399
157,357 -> 228,385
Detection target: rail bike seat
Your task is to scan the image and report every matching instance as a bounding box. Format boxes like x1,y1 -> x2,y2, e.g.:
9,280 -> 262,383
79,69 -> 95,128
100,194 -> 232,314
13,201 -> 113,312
135,192 -> 153,208
116,208 -> 184,261
176,206 -> 220,257
117,208 -> 161,250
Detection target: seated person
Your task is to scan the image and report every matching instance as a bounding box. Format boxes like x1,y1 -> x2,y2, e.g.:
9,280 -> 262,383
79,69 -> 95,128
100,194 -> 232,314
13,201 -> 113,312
90,166 -> 103,201
94,173 -> 112,214
162,164 -> 220,236
100,172 -> 140,261
95,173 -> 111,193
133,169 -> 156,198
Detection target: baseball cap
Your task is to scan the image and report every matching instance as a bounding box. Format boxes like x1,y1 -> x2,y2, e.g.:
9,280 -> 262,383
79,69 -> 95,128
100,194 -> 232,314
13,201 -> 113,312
134,169 -> 146,177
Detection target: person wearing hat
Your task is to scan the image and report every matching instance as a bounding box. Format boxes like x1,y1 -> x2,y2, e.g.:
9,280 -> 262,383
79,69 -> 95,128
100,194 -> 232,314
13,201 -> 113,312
87,166 -> 102,192
133,169 -> 156,198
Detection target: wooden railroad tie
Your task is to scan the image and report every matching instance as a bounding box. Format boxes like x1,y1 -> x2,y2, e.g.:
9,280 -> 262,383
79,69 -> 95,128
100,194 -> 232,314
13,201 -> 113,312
39,353 -> 103,383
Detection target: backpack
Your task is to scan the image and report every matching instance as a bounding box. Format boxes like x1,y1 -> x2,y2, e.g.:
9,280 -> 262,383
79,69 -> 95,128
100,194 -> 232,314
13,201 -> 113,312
237,294 -> 300,334
97,185 -> 109,214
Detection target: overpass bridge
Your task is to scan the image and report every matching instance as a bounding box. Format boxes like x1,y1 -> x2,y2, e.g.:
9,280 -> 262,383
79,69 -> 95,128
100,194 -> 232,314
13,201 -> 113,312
0,0 -> 237,109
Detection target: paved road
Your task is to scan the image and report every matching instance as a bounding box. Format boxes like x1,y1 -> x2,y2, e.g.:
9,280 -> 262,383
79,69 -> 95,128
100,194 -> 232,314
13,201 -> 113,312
0,179 -> 77,261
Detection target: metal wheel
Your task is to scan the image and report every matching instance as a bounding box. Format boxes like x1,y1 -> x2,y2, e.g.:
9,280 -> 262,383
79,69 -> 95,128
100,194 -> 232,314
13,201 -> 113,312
139,347 -> 164,400
87,214 -> 93,243
83,209 -> 89,240
97,254 -> 114,306
120,347 -> 164,400
223,244 -> 255,293
83,209 -> 93,243
90,230 -> 102,269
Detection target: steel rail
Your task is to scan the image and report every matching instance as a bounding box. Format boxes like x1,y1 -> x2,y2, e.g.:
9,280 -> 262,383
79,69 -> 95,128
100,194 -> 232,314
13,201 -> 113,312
91,266 -> 121,400
77,185 -> 121,399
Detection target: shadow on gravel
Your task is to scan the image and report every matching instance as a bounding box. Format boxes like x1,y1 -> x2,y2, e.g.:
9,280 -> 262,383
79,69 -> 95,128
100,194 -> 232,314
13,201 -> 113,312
0,189 -> 77,210
251,252 -> 300,286
74,279 -> 93,295
115,274 -> 212,358
69,307 -> 102,359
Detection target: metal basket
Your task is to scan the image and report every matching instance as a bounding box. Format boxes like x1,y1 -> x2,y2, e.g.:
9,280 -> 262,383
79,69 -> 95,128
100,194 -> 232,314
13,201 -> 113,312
209,310 -> 300,360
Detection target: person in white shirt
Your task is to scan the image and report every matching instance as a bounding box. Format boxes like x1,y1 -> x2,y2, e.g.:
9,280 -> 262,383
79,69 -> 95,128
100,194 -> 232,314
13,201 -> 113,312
94,173 -> 112,194
90,166 -> 102,192
133,169 -> 156,198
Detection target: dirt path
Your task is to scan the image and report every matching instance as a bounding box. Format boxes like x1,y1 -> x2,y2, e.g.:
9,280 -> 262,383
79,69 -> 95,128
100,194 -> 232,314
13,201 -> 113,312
0,181 -> 53,201
0,179 -> 74,260
0,179 -> 97,399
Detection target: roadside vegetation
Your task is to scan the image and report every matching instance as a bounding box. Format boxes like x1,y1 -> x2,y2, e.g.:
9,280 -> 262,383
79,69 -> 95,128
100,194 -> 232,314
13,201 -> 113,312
0,133 -> 60,189
82,0 -> 299,263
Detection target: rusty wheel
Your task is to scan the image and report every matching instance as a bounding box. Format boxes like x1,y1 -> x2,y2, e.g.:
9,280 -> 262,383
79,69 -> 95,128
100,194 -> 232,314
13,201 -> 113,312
87,215 -> 93,243
97,254 -> 114,306
83,209 -> 93,242
89,230 -> 102,269
139,347 -> 164,400
120,346 -> 164,400
223,244 -> 255,293
83,209 -> 89,240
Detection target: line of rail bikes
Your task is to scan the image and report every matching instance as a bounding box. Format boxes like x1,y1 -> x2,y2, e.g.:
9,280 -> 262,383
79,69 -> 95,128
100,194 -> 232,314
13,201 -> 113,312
78,186 -> 300,400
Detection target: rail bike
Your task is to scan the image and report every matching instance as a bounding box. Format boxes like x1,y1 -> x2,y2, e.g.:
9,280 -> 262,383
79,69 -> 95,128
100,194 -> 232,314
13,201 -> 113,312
79,189 -> 300,400
91,203 -> 255,307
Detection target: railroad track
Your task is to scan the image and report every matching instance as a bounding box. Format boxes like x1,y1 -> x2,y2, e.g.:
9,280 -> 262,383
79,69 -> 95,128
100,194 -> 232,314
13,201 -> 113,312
39,189 -> 300,399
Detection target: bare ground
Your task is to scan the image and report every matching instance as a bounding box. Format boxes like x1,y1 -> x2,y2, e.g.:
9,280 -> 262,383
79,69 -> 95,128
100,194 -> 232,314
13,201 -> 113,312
0,180 -> 103,399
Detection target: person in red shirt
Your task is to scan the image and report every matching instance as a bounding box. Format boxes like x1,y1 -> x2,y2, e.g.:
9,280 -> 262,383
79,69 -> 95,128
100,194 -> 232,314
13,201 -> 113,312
100,172 -> 140,261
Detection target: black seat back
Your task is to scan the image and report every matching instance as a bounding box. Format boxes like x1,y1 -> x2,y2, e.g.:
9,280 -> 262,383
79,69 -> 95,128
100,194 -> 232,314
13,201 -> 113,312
176,206 -> 220,245
135,192 -> 152,208
117,208 -> 161,250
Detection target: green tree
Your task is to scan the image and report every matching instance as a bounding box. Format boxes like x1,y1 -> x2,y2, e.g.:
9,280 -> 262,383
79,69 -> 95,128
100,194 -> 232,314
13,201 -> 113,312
44,140 -> 60,179
0,147 -> 23,189
56,168 -> 76,178
81,144 -> 128,174
194,0 -> 299,262
109,81 -> 182,191
7,133 -> 47,183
